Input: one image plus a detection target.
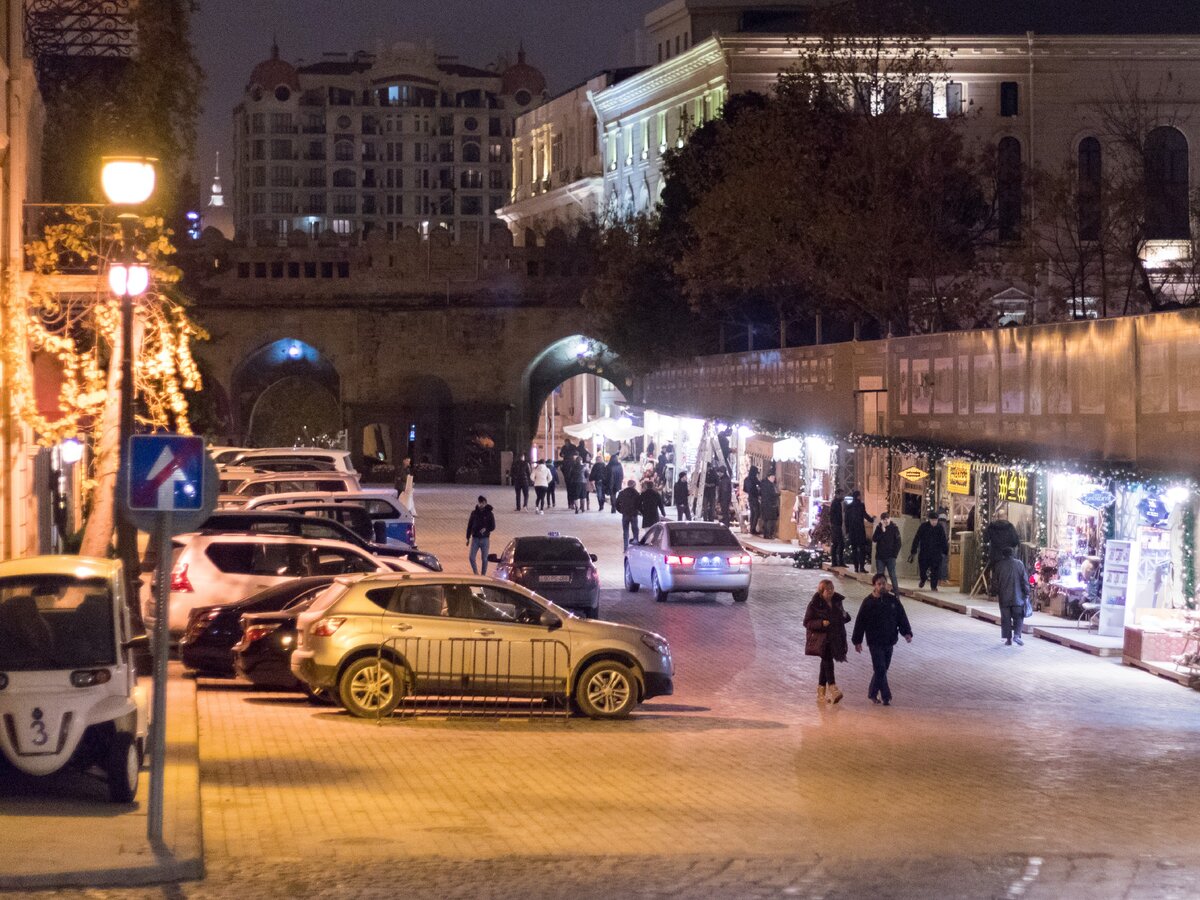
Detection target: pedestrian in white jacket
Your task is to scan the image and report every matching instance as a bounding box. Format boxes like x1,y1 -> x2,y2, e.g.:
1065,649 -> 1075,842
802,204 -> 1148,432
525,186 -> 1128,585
532,461 -> 552,513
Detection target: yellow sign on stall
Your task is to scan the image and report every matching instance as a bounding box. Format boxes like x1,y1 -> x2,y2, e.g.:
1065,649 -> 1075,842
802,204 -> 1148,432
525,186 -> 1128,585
899,466 -> 928,483
946,461 -> 971,495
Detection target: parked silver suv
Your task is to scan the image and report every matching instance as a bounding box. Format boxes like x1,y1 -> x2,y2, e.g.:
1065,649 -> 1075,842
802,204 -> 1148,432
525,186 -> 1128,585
291,574 -> 673,719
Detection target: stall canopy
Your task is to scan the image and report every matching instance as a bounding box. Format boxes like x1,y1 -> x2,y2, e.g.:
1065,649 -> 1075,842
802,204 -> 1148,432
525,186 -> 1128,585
745,434 -> 804,462
563,416 -> 645,441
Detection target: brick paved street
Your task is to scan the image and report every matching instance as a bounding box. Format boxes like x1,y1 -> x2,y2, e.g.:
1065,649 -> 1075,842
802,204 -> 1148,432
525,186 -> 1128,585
21,484 -> 1200,898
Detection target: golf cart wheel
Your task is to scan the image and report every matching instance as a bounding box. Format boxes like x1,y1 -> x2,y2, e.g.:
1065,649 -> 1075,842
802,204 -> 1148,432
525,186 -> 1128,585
106,732 -> 139,803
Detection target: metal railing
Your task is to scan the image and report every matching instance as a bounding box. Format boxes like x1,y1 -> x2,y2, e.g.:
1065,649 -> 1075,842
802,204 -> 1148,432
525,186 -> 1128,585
375,635 -> 571,720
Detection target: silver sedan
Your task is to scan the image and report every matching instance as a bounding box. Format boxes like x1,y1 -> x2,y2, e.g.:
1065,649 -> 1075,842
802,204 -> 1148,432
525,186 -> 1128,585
624,522 -> 752,603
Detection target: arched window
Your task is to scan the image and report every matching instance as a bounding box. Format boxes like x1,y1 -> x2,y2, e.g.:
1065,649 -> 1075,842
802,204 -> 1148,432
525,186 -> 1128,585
1077,137 -> 1102,241
1145,126 -> 1190,239
997,137 -> 1023,242
333,168 -> 355,188
334,140 -> 354,162
461,141 -> 481,163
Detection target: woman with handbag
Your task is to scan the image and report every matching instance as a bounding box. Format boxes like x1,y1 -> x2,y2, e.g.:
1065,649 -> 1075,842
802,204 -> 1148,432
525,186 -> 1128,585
804,578 -> 852,704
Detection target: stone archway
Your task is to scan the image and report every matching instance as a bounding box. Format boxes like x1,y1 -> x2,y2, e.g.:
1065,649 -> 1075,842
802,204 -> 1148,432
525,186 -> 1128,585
247,376 -> 341,447
231,338 -> 341,444
521,335 -> 632,450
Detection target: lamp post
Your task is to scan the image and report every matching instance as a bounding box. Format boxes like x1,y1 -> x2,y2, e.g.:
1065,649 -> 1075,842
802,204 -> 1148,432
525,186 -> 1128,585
101,156 -> 156,611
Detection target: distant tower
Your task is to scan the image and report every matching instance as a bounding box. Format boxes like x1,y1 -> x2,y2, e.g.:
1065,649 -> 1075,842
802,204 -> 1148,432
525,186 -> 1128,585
201,152 -> 235,239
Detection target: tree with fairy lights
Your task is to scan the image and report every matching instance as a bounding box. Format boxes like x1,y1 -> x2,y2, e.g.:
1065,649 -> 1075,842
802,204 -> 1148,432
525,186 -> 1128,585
1,205 -> 206,555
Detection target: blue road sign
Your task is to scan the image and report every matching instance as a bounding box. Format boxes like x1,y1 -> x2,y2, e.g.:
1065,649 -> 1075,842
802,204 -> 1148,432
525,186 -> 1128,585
127,435 -> 205,512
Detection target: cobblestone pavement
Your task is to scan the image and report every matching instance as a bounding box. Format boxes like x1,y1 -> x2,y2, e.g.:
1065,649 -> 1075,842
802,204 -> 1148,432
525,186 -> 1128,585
24,485 -> 1200,898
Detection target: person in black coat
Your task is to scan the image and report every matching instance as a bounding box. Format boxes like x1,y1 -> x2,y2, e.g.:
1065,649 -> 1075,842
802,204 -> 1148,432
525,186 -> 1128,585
909,510 -> 951,590
546,460 -> 558,507
871,512 -> 902,593
844,490 -> 875,573
465,496 -> 496,575
852,573 -> 913,705
804,579 -> 851,704
743,465 -> 762,535
829,488 -> 846,567
590,458 -> 609,511
717,469 -> 733,526
673,472 -> 691,521
639,481 -> 666,529
614,479 -> 642,548
573,460 -> 589,512
701,465 -> 718,521
606,455 -> 624,515
510,454 -> 531,511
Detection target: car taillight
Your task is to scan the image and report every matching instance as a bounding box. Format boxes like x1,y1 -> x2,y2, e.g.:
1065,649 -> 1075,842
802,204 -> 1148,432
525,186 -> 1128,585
729,554 -> 753,566
310,617 -> 346,637
171,562 -> 193,592
70,669 -> 112,688
586,568 -> 599,584
665,555 -> 695,566
243,623 -> 279,644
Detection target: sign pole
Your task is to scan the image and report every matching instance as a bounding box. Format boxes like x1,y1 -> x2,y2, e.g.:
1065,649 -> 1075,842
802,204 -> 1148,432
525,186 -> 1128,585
147,510 -> 172,844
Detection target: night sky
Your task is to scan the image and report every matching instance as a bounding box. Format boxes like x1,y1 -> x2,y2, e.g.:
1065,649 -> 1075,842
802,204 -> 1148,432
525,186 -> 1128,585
191,0 -> 1200,188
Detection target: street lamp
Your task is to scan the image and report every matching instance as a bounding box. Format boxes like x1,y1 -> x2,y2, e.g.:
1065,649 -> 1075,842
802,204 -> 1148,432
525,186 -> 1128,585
101,156 -> 156,626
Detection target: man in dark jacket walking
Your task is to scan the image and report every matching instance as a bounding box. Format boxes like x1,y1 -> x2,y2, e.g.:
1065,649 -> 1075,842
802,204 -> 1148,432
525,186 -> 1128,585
510,454 -> 531,512
743,466 -> 762,535
852,573 -> 914,705
466,496 -> 496,575
717,469 -> 733,526
871,513 -> 902,593
909,510 -> 951,590
639,480 -> 666,529
829,489 -> 846,567
673,472 -> 691,521
606,455 -> 624,515
615,479 -> 642,549
994,547 -> 1031,646
590,458 -> 609,511
845,490 -> 875,573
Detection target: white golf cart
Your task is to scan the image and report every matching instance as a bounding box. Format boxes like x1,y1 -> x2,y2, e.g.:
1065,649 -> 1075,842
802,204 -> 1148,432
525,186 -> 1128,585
0,556 -> 148,802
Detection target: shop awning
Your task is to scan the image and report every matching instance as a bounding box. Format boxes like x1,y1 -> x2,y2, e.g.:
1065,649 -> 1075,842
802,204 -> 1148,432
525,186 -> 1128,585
563,416 -> 644,441
745,434 -> 804,462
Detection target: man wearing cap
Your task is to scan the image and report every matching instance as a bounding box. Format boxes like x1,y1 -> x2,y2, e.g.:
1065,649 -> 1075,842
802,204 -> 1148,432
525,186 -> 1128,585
466,495 -> 496,575
909,509 -> 950,591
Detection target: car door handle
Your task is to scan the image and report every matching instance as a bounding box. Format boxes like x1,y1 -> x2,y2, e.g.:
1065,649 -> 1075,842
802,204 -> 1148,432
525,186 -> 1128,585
474,628 -> 495,636
391,624 -> 412,632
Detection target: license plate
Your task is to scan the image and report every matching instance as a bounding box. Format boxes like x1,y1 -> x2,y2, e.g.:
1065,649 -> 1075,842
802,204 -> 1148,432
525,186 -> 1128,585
539,575 -> 571,583
698,556 -> 723,568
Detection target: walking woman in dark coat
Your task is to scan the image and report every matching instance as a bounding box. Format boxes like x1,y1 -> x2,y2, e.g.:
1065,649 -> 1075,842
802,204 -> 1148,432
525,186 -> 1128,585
804,578 -> 851,704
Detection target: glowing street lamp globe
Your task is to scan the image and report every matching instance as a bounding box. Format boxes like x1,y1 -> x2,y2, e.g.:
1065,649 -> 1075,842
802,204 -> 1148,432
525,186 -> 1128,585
108,264 -> 150,297
101,157 -> 158,205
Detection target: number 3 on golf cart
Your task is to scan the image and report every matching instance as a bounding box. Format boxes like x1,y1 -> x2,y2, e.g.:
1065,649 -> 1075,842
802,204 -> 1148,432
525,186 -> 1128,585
0,556 -> 149,802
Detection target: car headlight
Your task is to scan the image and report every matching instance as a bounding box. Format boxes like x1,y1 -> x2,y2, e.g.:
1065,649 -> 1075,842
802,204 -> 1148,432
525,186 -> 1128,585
640,633 -> 670,656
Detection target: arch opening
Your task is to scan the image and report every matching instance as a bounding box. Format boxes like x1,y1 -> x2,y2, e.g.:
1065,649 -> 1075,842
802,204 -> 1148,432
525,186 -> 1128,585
231,338 -> 341,445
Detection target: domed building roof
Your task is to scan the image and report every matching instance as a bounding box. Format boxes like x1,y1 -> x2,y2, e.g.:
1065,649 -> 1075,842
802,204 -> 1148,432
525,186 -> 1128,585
501,48 -> 546,99
249,41 -> 300,92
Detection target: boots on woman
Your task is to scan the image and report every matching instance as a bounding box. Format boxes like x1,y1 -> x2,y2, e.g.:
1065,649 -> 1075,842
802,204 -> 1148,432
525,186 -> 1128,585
817,685 -> 827,703
827,684 -> 844,704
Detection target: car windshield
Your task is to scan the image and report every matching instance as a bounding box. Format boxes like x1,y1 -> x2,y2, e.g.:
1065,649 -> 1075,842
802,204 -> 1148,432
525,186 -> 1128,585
0,575 -> 116,671
668,527 -> 742,548
513,538 -> 590,564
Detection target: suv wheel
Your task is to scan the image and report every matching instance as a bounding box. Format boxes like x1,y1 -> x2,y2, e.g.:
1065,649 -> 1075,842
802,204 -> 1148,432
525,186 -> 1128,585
624,561 -> 640,592
575,660 -> 637,719
339,656 -> 403,718
651,570 -> 668,603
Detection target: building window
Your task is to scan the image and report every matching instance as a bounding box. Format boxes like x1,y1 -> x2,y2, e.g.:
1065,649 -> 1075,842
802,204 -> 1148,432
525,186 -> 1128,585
551,135 -> 563,172
251,194 -> 265,214
997,136 -> 1023,243
1000,82 -> 1019,117
333,168 -> 355,188
270,139 -> 293,160
252,166 -> 266,188
461,169 -> 483,189
489,117 -> 502,137
270,112 -> 293,133
1077,137 -> 1102,242
334,140 -> 354,161
489,169 -> 503,189
461,141 -> 481,163
332,220 -> 352,235
252,140 -> 265,160
333,194 -> 356,214
490,195 -> 504,213
251,113 -> 265,134
489,141 -> 504,163
916,81 -> 934,113
945,82 -> 963,117
270,192 -> 292,214
461,196 -> 483,215
270,165 -> 291,187
1144,125 -> 1190,239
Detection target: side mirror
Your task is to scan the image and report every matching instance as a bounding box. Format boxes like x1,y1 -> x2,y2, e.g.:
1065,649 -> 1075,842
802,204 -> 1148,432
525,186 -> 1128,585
589,553 -> 598,563
487,553 -> 501,563
540,611 -> 562,630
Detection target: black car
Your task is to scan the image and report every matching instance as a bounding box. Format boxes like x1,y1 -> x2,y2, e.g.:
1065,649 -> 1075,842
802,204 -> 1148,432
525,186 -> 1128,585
234,600 -> 325,699
197,510 -> 441,571
489,534 -> 600,618
179,576 -> 335,677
